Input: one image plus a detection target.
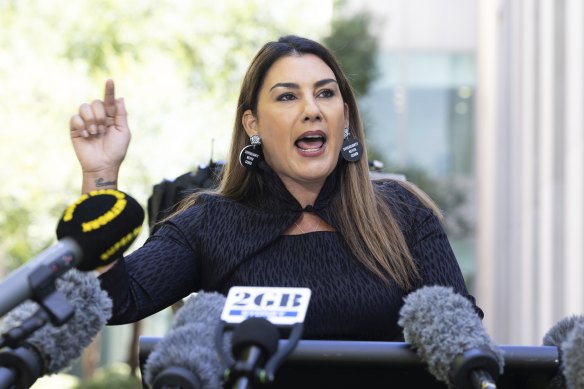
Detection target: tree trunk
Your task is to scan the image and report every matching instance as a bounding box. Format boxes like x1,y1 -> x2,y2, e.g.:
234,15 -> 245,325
81,333 -> 100,378
127,320 -> 142,377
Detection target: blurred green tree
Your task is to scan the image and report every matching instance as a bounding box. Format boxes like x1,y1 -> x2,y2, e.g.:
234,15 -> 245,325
323,6 -> 379,96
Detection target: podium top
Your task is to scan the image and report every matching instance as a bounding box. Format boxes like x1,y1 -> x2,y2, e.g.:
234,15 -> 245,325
139,337 -> 559,389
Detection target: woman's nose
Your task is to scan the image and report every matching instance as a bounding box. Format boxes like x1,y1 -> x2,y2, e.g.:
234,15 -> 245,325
302,97 -> 322,122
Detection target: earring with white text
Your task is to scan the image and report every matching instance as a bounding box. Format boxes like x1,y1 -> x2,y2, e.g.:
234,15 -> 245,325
239,134 -> 263,169
340,128 -> 363,162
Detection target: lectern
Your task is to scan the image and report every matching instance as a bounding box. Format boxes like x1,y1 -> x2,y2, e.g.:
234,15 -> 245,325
139,337 -> 559,388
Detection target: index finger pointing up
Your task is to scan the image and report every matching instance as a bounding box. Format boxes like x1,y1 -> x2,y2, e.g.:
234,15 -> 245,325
104,79 -> 116,117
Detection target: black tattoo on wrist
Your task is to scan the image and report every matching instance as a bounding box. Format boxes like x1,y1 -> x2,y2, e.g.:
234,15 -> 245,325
95,177 -> 117,187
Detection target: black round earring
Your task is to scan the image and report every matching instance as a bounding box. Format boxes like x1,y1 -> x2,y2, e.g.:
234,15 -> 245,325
239,134 -> 263,169
340,128 -> 363,162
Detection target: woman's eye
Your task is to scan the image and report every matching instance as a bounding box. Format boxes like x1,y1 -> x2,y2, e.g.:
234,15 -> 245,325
277,93 -> 296,101
318,89 -> 334,98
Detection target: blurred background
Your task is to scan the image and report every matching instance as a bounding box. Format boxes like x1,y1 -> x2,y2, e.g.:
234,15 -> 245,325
0,0 -> 582,387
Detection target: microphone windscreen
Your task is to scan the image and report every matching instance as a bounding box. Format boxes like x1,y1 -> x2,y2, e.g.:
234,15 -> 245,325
0,269 -> 112,373
144,323 -> 222,389
543,315 -> 584,389
56,189 -> 144,271
561,319 -> 584,389
543,315 -> 584,347
171,292 -> 226,329
144,292 -> 232,389
398,285 -> 504,385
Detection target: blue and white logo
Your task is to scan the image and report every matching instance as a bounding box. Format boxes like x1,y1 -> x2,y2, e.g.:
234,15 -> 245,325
221,286 -> 311,326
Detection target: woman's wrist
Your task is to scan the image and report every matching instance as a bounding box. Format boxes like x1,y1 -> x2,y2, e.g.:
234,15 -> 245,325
81,168 -> 120,193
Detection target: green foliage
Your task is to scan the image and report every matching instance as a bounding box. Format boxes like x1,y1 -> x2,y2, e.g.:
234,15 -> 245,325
369,148 -> 473,240
0,198 -> 32,271
0,195 -> 67,272
0,0 -> 332,275
323,9 -> 379,96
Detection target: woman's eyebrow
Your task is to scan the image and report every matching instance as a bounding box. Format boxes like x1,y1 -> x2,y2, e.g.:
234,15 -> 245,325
269,78 -> 338,92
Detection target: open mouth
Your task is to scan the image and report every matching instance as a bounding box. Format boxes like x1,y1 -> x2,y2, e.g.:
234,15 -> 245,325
295,134 -> 326,152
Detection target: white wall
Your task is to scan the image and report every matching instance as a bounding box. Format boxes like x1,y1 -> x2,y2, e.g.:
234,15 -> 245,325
344,0 -> 476,52
476,0 -> 584,344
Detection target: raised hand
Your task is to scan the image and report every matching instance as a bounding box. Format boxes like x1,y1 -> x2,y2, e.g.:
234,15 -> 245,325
69,79 -> 131,191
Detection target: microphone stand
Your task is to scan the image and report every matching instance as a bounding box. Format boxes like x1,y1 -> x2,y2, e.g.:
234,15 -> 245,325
219,322 -> 304,388
230,346 -> 262,389
262,323 -> 304,384
470,369 -> 497,389
0,264 -> 75,389
450,348 -> 501,389
0,346 -> 43,389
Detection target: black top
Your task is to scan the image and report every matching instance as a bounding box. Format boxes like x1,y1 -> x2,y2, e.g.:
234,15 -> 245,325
100,162 -> 481,341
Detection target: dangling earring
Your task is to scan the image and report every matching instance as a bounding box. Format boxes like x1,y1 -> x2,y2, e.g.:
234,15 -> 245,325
340,127 -> 363,162
239,134 -> 263,169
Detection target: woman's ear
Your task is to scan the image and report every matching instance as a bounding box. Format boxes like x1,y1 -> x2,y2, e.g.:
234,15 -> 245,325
242,109 -> 259,138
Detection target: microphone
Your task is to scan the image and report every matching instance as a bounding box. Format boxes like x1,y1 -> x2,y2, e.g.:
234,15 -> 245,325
145,287 -> 311,389
543,315 -> 584,389
220,286 -> 311,388
144,292 -> 232,389
0,189 -> 144,317
228,317 -> 280,389
398,285 -> 504,389
0,268 -> 112,389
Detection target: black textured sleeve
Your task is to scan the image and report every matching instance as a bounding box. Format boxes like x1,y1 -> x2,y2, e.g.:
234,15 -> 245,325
99,207 -> 204,324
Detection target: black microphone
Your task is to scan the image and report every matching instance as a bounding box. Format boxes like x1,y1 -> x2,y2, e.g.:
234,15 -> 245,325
144,292 -> 232,389
0,189 -> 144,317
543,314 -> 584,389
219,286 -> 310,387
0,269 -> 112,389
228,317 -> 280,389
398,285 -> 504,389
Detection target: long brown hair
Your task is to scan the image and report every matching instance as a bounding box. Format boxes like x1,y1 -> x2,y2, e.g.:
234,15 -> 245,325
175,35 -> 441,290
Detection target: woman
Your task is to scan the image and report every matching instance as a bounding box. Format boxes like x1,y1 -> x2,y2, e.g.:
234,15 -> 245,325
69,35 -> 481,341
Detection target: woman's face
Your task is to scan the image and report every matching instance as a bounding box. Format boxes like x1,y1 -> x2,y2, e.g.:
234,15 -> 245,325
243,53 -> 348,190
